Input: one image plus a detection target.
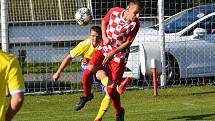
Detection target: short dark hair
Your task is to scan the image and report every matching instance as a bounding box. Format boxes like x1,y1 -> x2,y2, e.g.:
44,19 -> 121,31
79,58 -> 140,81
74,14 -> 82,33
128,0 -> 143,11
90,26 -> 102,36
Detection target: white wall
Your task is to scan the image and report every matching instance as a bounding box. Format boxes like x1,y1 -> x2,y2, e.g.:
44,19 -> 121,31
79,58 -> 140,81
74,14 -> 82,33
8,20 -> 155,63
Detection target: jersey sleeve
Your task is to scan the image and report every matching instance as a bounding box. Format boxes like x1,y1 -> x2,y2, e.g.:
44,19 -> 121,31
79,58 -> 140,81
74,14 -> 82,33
70,38 -> 91,58
126,21 -> 140,43
7,58 -> 25,95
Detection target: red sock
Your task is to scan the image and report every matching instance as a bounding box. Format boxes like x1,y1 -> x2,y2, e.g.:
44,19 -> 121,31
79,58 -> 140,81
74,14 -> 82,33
82,69 -> 94,96
107,87 -> 121,115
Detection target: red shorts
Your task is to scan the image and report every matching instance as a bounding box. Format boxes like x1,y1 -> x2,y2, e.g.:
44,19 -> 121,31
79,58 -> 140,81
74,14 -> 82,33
89,50 -> 126,84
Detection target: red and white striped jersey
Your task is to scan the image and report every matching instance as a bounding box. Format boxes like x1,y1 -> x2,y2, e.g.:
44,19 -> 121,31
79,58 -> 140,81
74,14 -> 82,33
99,7 -> 140,63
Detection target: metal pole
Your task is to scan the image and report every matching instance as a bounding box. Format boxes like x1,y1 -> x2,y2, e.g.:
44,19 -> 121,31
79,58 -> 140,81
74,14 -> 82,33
1,0 -> 9,96
87,0 -> 93,16
158,0 -> 166,86
29,0 -> 35,21
151,59 -> 158,96
1,0 -> 9,52
58,0 -> 63,20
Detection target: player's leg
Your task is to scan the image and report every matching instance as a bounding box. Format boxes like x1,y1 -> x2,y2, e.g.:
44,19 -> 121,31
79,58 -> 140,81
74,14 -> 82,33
107,61 -> 126,121
74,63 -> 95,111
96,69 -> 124,121
75,50 -> 105,111
94,93 -> 111,121
93,75 -> 106,94
75,65 -> 97,111
96,70 -> 130,94
106,85 -> 124,121
81,62 -> 102,95
94,70 -> 111,121
117,77 -> 131,95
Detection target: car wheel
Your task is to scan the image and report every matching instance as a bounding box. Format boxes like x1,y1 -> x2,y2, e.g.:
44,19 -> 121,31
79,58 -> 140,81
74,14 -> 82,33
165,53 -> 180,81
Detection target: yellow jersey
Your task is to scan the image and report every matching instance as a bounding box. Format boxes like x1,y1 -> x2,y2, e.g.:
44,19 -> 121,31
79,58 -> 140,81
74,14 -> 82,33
70,38 -> 97,59
0,50 -> 25,121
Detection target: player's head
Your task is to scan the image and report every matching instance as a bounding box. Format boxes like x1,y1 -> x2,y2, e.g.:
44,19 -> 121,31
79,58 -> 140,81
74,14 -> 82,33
124,0 -> 143,22
89,26 -> 102,47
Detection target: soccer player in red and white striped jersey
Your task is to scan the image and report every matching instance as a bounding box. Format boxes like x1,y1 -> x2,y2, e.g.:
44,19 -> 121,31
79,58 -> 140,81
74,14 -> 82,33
75,1 -> 143,121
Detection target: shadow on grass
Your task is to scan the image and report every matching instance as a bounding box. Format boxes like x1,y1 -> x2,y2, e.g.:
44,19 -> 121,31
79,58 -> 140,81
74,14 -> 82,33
168,113 -> 215,120
191,91 -> 215,95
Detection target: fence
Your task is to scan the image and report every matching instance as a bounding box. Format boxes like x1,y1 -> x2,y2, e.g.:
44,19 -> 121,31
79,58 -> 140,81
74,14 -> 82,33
1,0 -> 215,94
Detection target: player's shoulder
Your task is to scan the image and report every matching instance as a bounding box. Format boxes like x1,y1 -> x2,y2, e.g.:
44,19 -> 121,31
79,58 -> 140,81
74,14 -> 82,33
81,37 -> 91,46
0,50 -> 16,65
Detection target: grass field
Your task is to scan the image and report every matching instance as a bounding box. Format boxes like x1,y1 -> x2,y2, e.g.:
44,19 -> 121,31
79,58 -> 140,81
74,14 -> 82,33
22,62 -> 81,73
12,85 -> 215,121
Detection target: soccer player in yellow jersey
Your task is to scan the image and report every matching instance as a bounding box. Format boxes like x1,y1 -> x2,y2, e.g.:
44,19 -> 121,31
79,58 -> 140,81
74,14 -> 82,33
0,50 -> 25,121
52,26 -> 102,83
52,26 -> 108,108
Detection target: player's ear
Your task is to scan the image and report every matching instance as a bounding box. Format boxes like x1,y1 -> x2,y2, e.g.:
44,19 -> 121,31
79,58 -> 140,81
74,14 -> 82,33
126,6 -> 130,11
89,31 -> 92,37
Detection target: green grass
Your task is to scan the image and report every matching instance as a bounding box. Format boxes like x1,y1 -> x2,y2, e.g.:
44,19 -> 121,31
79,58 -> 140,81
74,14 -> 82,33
22,62 -> 81,73
13,86 -> 215,121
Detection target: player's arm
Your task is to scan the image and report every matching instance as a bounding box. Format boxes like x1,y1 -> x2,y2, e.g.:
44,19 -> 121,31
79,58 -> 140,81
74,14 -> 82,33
52,39 -> 90,81
102,41 -> 131,67
52,55 -> 73,81
102,22 -> 140,66
102,20 -> 109,45
6,93 -> 24,121
6,58 -> 25,121
102,8 -> 115,45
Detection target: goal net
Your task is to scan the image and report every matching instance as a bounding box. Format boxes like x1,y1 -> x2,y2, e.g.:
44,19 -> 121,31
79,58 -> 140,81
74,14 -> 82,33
8,0 -> 92,22
3,0 -> 215,94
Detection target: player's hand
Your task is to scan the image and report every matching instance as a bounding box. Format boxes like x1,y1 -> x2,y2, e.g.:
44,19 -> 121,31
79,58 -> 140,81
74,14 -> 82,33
81,58 -> 89,65
52,72 -> 60,81
102,36 -> 110,45
102,52 -> 114,67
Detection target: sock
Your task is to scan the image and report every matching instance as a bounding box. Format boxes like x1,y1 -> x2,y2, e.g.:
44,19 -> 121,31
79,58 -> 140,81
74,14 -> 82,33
82,69 -> 94,96
101,77 -> 109,86
94,95 -> 111,120
107,87 -> 121,115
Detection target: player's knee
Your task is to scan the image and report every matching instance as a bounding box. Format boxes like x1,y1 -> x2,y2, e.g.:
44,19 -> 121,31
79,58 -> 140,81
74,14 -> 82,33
106,86 -> 118,96
96,70 -> 106,80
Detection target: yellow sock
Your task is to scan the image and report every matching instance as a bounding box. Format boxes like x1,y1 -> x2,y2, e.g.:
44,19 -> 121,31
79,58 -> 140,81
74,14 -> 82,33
101,77 -> 109,86
95,95 -> 111,120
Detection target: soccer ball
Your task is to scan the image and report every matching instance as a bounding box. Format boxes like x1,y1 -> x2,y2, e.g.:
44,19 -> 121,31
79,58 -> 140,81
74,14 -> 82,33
75,7 -> 93,26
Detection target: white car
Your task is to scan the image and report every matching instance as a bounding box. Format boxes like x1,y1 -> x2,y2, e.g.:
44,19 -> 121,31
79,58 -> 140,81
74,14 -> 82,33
124,4 -> 215,80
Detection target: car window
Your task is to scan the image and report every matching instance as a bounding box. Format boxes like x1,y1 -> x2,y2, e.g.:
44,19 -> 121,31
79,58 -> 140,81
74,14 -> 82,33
183,15 -> 215,36
202,16 -> 215,34
152,4 -> 215,34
